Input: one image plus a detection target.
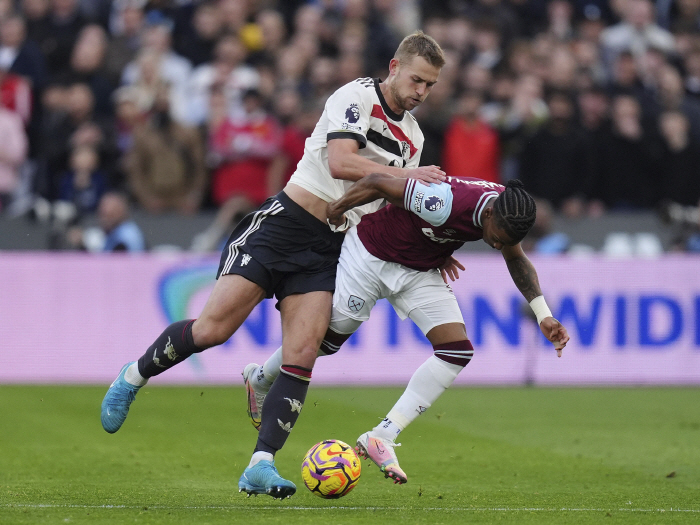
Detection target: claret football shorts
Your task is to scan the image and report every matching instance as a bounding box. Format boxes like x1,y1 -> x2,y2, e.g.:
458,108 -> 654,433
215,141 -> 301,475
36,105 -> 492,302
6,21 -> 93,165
332,227 -> 465,335
217,191 -> 345,304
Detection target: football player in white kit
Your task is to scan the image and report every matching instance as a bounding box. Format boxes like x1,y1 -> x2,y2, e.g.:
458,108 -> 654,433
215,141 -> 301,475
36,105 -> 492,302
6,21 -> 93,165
101,31 -> 447,499
244,175 -> 570,484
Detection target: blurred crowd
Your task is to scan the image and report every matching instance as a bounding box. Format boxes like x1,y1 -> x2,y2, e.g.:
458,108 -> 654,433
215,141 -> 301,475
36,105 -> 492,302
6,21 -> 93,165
0,0 -> 699,252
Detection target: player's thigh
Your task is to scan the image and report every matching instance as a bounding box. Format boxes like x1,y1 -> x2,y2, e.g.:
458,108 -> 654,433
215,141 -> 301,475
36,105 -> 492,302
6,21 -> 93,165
279,290 -> 333,367
425,322 -> 468,346
194,274 -> 266,347
390,269 -> 466,336
331,228 -> 385,323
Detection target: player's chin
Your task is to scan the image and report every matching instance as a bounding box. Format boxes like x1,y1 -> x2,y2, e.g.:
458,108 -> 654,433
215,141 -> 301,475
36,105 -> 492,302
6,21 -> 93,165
404,98 -> 422,110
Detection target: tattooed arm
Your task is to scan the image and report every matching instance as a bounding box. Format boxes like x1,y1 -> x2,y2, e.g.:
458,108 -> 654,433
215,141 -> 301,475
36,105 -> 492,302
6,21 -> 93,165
501,244 -> 570,355
501,243 -> 542,302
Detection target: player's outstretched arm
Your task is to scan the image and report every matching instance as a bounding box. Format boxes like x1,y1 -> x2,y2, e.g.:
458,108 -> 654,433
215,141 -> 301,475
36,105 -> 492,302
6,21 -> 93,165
327,172 -> 408,226
327,139 -> 445,184
501,244 -> 570,357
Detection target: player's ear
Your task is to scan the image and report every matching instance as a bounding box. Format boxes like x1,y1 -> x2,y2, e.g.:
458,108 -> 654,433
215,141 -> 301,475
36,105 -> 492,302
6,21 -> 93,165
389,58 -> 400,76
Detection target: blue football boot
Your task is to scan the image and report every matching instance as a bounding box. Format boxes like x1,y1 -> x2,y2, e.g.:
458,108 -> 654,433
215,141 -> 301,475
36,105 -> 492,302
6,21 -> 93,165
238,460 -> 296,499
101,362 -> 142,433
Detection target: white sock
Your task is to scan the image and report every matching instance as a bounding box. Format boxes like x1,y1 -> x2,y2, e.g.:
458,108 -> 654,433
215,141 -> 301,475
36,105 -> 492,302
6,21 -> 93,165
260,347 -> 284,389
384,356 -> 463,430
248,451 -> 274,468
124,363 -> 148,387
372,418 -> 404,441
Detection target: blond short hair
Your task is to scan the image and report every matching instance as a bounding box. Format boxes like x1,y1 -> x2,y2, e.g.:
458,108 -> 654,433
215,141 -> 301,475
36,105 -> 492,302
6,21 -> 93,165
394,30 -> 446,69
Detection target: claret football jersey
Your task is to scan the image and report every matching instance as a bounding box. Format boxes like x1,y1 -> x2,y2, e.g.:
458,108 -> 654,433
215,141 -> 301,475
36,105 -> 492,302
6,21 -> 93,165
288,77 -> 424,229
357,177 -> 505,270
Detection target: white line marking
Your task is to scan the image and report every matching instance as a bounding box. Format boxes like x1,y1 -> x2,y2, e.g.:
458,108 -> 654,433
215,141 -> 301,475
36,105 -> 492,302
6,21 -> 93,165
2,504 -> 699,512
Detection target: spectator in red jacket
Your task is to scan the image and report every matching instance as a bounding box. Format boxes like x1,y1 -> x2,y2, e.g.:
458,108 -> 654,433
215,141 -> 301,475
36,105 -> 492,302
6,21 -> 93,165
442,89 -> 500,183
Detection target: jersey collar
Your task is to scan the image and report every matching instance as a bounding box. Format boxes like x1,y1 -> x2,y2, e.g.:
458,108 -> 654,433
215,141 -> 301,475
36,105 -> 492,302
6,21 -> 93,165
473,192 -> 499,228
374,78 -> 404,122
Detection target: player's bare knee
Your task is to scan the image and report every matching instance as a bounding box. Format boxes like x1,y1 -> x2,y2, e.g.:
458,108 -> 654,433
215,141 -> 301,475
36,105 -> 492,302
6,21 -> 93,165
284,344 -> 319,368
191,319 -> 231,348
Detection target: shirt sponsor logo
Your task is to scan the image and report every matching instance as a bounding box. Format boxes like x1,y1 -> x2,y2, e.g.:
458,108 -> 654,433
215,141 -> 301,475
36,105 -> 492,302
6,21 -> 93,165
425,196 -> 444,212
422,228 -> 459,244
414,191 -> 424,213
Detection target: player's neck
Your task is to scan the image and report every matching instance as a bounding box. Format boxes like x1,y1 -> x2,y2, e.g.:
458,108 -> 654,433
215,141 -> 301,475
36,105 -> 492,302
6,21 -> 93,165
378,80 -> 405,116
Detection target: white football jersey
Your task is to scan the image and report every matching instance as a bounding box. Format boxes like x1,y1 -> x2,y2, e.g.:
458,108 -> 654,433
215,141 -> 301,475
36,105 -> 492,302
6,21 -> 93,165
288,77 -> 424,229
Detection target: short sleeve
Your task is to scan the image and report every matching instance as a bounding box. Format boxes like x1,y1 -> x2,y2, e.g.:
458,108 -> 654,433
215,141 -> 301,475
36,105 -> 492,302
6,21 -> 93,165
325,82 -> 372,148
402,180 -> 453,227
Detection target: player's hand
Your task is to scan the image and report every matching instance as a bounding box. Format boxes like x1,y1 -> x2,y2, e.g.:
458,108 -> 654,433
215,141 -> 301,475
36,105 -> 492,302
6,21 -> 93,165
539,317 -> 570,357
326,201 -> 347,228
439,256 -> 465,283
405,165 -> 446,186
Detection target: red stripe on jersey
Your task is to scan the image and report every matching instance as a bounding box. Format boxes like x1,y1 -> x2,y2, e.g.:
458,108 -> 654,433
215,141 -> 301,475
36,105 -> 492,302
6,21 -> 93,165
371,104 -> 418,158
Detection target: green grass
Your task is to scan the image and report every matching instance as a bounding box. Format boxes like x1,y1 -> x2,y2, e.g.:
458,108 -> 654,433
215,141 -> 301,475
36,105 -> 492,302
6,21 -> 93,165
1,385 -> 699,524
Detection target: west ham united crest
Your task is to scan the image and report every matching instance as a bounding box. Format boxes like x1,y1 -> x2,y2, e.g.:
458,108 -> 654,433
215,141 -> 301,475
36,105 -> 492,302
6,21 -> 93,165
348,295 -> 365,312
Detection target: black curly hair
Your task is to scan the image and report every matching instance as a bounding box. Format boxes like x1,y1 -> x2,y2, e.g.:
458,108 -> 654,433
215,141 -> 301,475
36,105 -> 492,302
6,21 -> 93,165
492,179 -> 537,244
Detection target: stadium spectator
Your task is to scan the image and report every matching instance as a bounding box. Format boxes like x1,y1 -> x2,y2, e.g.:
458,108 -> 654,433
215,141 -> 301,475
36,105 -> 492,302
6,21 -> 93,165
658,110 -> 700,206
682,46 -> 700,100
0,62 -> 32,125
39,0 -> 89,80
600,0 -> 675,71
442,90 -> 500,183
121,20 -> 192,124
271,88 -> 323,187
186,34 -> 259,126
250,8 -> 287,65
544,0 -> 576,42
20,0 -> 51,45
124,85 -> 205,214
470,18 -> 504,71
112,85 -> 141,143
97,191 -> 145,252
62,24 -> 115,116
191,88 -> 282,252
592,94 -> 661,210
0,106 -> 28,212
519,90 -> 594,216
0,14 -> 48,96
57,144 -> 107,216
38,82 -> 116,201
62,190 -> 145,252
173,1 -> 222,67
492,73 -> 548,181
103,4 -> 145,87
650,63 -> 700,141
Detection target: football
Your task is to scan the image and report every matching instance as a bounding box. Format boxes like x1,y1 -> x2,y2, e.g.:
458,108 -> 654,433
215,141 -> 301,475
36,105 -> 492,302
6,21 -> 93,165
301,439 -> 362,498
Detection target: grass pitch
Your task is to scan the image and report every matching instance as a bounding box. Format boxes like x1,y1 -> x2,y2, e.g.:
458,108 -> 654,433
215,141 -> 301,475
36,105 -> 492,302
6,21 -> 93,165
1,385 -> 698,524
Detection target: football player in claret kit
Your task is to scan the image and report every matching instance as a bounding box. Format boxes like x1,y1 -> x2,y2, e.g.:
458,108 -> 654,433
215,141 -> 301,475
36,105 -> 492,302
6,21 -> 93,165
100,31 -> 448,499
244,176 -> 570,484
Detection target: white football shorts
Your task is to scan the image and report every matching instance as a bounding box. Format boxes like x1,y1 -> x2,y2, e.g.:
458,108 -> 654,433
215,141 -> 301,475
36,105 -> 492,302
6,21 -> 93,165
330,227 -> 465,336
